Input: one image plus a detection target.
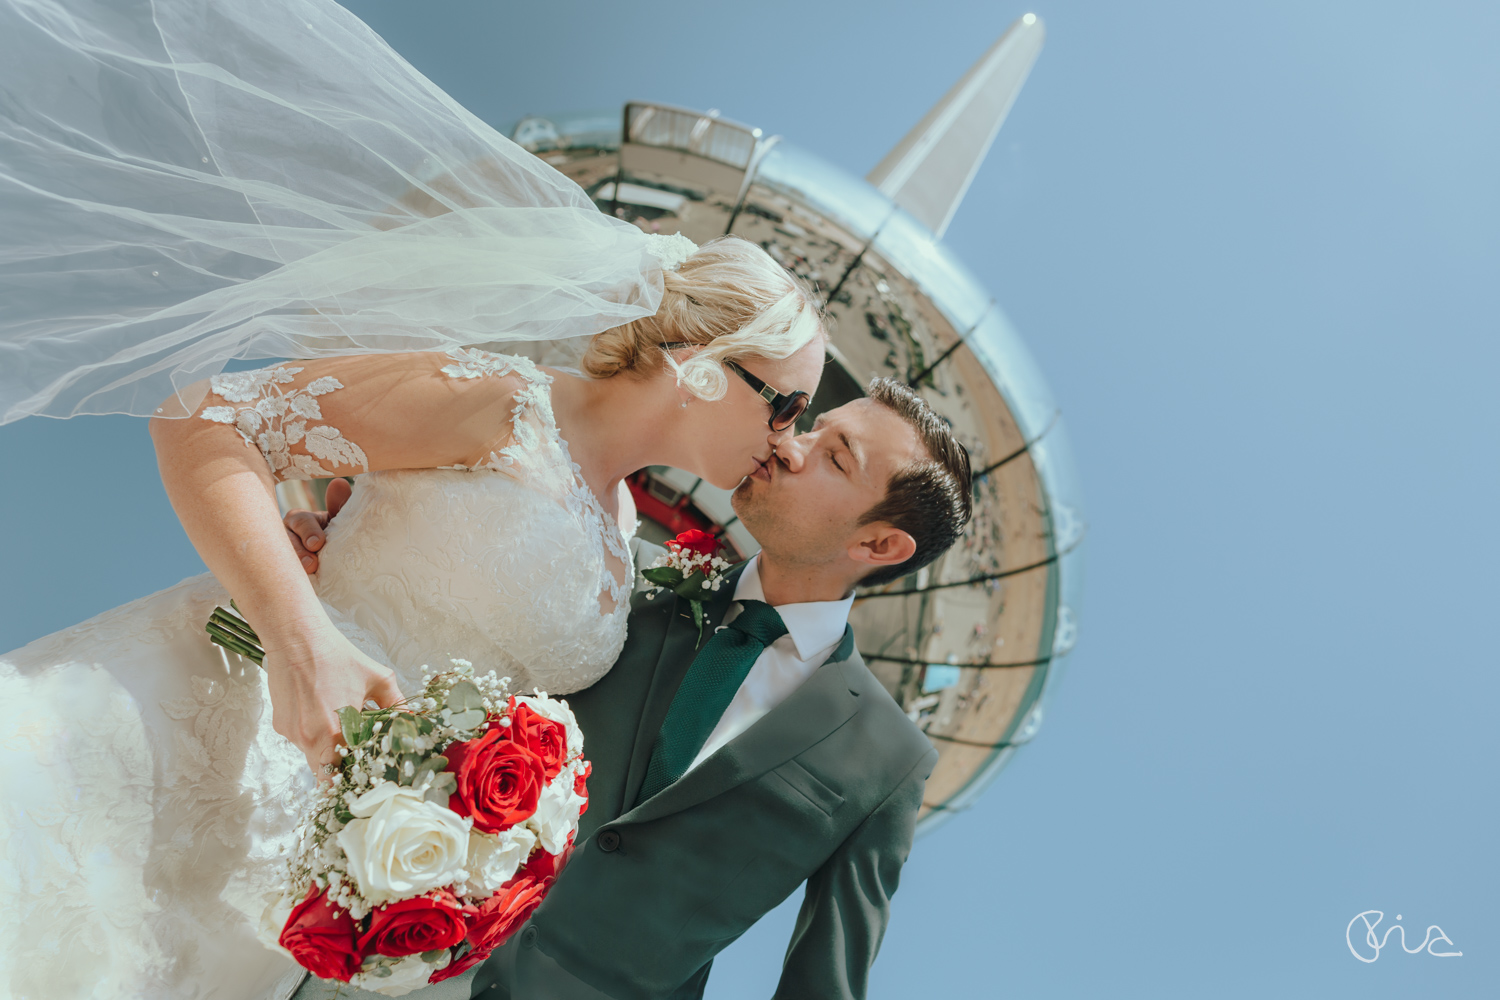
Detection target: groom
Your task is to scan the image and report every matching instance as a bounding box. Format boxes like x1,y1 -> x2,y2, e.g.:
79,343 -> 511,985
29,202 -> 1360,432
286,377 -> 972,999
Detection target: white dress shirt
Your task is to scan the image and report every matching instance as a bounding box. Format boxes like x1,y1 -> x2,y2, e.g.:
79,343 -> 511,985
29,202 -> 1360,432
682,556 -> 856,775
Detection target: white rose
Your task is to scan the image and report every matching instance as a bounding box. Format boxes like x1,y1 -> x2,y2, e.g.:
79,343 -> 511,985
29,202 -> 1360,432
526,763 -> 587,856
254,889 -> 297,958
465,826 -> 538,895
336,782 -> 471,905
353,954 -> 439,997
515,693 -> 584,757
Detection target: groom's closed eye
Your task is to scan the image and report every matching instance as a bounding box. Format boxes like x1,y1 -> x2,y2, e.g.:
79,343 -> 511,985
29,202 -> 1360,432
836,431 -> 863,473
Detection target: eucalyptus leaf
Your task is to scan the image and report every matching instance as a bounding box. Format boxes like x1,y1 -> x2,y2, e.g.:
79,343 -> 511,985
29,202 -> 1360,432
396,753 -> 422,785
420,950 -> 447,964
446,679 -> 484,713
389,715 -> 419,753
423,771 -> 457,805
447,708 -> 485,731
337,706 -> 363,747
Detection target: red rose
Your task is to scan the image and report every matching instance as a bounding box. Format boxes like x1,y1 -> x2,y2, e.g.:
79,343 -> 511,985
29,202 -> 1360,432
520,835 -> 574,881
573,760 -> 591,817
358,890 -> 471,958
428,943 -> 493,984
279,887 -> 361,983
446,725 -> 547,834
506,701 -> 568,781
466,875 -> 552,953
668,529 -> 719,559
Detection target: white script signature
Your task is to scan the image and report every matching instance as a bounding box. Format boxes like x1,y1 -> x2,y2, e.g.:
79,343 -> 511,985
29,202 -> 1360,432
1346,911 -> 1462,962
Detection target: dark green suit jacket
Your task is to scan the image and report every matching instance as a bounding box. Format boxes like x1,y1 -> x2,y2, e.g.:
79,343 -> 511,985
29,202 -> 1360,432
472,547 -> 937,1000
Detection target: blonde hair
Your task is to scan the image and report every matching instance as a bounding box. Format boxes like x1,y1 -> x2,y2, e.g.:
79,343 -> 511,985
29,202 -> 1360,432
581,235 -> 822,400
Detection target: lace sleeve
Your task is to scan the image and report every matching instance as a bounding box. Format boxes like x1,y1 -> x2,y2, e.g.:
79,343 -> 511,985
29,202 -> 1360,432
199,366 -> 368,481
193,351 -> 534,482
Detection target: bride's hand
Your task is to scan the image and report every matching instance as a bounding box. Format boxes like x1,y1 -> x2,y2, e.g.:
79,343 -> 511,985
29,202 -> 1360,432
262,630 -> 403,779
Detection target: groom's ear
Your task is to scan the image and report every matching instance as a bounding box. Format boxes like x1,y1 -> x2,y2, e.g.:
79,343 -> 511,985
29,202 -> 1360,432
846,521 -> 917,574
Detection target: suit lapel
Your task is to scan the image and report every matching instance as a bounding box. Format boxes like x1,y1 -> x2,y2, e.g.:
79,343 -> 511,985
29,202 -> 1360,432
622,625 -> 862,826
619,564 -> 746,809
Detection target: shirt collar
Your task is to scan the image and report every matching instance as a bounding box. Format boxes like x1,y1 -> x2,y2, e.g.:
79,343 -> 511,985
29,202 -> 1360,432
733,555 -> 854,661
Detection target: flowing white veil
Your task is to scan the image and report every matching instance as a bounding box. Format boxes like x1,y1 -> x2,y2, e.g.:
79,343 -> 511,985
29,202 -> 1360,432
0,0 -> 692,422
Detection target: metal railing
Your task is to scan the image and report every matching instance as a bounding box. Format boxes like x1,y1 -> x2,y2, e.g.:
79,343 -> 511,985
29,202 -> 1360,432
624,103 -> 760,170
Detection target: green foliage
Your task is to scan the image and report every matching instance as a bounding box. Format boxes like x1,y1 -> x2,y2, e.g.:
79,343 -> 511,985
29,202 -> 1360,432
399,751 -> 451,789
677,570 -> 714,602
642,565 -> 684,588
337,706 -> 364,747
423,770 -> 457,805
443,678 -> 486,730
388,714 -> 420,753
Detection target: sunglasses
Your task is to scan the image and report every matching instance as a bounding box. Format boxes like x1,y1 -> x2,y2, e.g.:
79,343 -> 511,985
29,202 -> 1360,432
661,343 -> 811,432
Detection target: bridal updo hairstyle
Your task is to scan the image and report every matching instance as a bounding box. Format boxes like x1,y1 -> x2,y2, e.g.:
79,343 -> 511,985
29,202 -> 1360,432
581,236 -> 822,398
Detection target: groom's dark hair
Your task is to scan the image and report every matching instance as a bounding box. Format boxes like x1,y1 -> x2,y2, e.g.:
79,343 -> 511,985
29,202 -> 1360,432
857,378 -> 972,587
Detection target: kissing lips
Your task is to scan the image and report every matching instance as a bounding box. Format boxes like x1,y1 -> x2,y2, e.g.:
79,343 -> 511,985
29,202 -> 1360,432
749,455 -> 773,483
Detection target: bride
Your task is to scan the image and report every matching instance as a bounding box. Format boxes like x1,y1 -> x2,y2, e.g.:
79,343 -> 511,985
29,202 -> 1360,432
0,0 -> 824,997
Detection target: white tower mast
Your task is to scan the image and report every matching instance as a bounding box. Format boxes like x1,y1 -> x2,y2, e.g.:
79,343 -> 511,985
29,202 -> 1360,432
867,13 -> 1045,239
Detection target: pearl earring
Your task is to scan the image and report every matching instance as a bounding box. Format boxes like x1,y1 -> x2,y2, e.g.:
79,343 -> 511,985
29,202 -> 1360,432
680,400 -> 688,408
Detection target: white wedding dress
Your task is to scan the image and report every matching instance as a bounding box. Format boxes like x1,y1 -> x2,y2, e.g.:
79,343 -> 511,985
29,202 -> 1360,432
0,0 -> 688,991
0,351 -> 634,1000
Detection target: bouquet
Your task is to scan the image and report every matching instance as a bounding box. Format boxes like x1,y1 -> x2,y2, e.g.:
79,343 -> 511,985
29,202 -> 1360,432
207,608 -> 589,994
641,529 -> 740,641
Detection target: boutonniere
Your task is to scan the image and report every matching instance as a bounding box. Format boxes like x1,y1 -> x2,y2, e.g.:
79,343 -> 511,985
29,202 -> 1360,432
642,529 -> 740,643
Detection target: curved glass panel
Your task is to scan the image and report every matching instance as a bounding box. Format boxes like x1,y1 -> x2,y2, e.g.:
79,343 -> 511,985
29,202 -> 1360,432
1055,546 -> 1086,651
870,205 -> 993,333
964,305 -> 1056,442
1031,417 -> 1086,546
752,141 -> 893,241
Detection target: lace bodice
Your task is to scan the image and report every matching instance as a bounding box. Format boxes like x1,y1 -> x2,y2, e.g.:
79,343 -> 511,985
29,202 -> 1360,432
281,350 -> 635,696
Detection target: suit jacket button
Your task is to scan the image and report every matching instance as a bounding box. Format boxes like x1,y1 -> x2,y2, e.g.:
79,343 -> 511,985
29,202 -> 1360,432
520,925 -> 539,949
597,829 -> 621,853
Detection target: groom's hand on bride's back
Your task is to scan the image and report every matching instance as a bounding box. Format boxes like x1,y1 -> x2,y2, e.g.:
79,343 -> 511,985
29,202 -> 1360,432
283,477 -> 352,574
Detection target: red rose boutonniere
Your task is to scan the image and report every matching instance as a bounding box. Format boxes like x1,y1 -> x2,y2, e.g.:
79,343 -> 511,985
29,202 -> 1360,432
642,529 -> 741,643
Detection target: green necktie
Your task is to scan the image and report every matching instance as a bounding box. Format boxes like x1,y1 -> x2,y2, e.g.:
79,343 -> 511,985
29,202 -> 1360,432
636,599 -> 788,805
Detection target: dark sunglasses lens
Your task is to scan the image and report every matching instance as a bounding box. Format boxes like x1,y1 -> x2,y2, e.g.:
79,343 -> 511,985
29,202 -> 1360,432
771,393 -> 809,431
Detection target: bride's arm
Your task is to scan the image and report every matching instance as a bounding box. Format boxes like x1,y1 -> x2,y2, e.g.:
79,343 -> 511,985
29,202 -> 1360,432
150,352 -> 522,775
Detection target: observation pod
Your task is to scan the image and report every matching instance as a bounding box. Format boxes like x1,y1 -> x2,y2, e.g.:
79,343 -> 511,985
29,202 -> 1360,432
512,13 -> 1080,833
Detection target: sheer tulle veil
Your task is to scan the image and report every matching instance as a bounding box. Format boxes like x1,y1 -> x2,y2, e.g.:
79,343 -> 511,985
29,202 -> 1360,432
0,0 -> 694,423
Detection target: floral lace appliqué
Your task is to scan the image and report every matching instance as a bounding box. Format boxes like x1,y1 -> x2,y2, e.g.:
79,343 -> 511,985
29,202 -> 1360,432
440,347 -> 524,381
200,366 -> 368,480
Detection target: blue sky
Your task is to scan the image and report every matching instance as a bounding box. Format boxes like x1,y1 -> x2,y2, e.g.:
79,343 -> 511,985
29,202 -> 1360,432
1,1 -> 1494,996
